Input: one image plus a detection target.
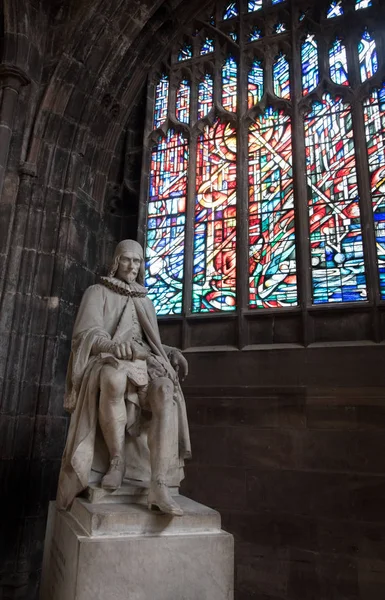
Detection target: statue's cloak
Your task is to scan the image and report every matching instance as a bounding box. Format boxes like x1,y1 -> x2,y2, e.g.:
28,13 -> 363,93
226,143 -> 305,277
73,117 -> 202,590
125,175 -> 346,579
56,283 -> 191,510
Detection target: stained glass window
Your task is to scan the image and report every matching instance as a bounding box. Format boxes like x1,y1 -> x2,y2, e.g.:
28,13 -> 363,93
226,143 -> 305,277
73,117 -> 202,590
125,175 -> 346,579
193,120 -> 237,312
302,35 -> 319,96
327,1 -> 343,18
198,74 -> 214,120
146,130 -> 189,314
273,53 -> 290,100
329,38 -> 349,86
248,60 -> 264,108
153,75 -> 169,129
145,0 -> 384,331
176,80 -> 191,124
222,57 -> 238,112
248,0 -> 262,11
304,94 -> 367,303
358,29 -> 378,83
363,85 -> 385,298
223,2 -> 239,20
356,0 -> 372,9
178,43 -> 192,62
201,37 -> 215,55
249,108 -> 298,307
248,28 -> 262,42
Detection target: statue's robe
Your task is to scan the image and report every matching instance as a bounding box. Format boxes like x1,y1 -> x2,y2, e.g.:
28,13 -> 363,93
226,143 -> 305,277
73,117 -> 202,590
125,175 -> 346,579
56,279 -> 191,510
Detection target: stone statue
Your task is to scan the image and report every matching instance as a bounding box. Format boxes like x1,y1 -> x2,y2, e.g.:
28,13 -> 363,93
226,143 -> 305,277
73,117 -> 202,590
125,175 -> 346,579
56,239 -> 191,516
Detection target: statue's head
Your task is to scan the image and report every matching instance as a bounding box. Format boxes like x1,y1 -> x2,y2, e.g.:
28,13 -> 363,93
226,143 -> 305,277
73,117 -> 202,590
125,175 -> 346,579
108,239 -> 145,285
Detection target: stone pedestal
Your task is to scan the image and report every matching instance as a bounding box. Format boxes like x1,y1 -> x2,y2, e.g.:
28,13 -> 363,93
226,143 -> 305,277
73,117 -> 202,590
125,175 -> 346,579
40,493 -> 234,600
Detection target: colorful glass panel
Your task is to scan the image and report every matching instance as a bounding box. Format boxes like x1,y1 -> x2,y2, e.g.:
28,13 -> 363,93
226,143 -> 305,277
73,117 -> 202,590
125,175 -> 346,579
358,29 -> 378,83
329,38 -> 349,86
248,60 -> 264,108
356,0 -> 372,9
248,28 -> 262,42
201,37 -> 215,55
327,1 -> 343,18
302,35 -> 319,96
248,0 -> 262,11
153,75 -> 169,129
363,85 -> 385,298
176,80 -> 191,124
222,57 -> 238,112
223,2 -> 238,19
274,22 -> 287,34
193,120 -> 237,312
304,94 -> 367,303
272,0 -> 285,4
178,43 -> 192,62
249,109 -> 297,308
198,74 -> 214,120
273,54 -> 290,100
146,130 -> 189,314
229,31 -> 238,42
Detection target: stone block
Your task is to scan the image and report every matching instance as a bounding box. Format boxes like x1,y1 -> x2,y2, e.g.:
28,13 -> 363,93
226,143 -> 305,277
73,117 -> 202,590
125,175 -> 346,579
40,497 -> 234,600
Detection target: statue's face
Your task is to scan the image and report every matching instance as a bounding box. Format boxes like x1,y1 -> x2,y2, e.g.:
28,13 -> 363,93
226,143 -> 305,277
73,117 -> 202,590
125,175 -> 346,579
116,252 -> 141,283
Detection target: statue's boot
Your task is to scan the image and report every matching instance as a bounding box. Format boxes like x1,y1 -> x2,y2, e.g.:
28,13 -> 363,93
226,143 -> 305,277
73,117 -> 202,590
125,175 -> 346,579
147,480 -> 183,516
101,455 -> 125,490
99,386 -> 127,492
147,384 -> 183,516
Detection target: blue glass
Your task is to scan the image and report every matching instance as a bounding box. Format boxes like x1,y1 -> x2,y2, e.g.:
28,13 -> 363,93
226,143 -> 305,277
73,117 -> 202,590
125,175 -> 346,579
178,43 -> 192,62
248,60 -> 264,107
223,2 -> 238,19
274,22 -> 287,34
248,28 -> 262,42
329,38 -> 349,86
248,0 -> 262,10
358,29 -> 378,83
302,35 -> 319,96
273,54 -> 290,100
356,0 -> 372,9
327,1 -> 343,18
201,37 -> 215,55
153,75 -> 169,129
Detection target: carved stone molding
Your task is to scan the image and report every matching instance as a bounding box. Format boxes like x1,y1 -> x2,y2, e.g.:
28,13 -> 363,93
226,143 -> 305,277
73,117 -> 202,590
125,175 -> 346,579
0,64 -> 31,90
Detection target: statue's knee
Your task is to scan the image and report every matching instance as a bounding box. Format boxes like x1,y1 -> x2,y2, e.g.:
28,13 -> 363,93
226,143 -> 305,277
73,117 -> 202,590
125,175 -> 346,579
151,378 -> 174,411
100,366 -> 126,397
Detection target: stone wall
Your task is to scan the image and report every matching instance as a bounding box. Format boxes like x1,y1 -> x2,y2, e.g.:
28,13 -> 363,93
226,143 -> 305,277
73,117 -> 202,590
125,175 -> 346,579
182,371 -> 385,599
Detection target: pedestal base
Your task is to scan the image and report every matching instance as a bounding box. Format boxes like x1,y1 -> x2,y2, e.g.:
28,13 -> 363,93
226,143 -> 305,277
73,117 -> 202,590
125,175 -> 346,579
40,495 -> 234,600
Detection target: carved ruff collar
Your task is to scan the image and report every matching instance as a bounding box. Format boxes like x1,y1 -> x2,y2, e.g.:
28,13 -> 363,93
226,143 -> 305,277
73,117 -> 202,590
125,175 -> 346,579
100,276 -> 148,298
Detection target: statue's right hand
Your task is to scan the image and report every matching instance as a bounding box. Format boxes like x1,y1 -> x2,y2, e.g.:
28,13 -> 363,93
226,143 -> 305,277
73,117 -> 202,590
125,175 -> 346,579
112,342 -> 133,360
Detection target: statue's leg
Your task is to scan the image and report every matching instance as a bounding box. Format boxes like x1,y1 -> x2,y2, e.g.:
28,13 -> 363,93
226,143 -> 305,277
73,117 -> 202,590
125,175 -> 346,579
146,377 -> 183,516
99,365 -> 127,490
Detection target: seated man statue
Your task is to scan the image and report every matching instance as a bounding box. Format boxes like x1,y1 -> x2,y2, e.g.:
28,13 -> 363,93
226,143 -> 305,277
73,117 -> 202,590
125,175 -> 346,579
57,239 -> 191,516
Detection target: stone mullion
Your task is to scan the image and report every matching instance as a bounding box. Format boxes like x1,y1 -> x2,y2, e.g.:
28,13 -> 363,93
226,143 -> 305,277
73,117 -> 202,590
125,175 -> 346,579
182,71 -> 198,334
351,97 -> 381,337
236,10 -> 249,349
290,6 -> 314,345
137,78 -> 157,247
0,66 -> 30,199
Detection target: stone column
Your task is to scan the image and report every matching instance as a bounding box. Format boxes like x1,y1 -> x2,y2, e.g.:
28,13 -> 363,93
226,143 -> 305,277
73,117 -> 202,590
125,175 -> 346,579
0,64 -> 30,200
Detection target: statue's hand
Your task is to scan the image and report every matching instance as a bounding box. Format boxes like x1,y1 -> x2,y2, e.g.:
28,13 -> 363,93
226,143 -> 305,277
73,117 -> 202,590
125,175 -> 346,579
169,349 -> 188,381
112,342 -> 133,360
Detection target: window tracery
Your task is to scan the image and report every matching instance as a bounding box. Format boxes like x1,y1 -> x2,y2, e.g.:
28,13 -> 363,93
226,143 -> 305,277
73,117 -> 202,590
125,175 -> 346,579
141,0 -> 385,345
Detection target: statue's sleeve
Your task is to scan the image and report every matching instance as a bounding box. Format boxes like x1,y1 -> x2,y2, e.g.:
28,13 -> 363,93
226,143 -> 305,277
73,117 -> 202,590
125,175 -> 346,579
64,285 -> 108,412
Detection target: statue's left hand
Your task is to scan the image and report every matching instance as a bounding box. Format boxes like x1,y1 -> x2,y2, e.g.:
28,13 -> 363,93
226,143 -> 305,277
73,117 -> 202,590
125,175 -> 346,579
170,349 -> 188,381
